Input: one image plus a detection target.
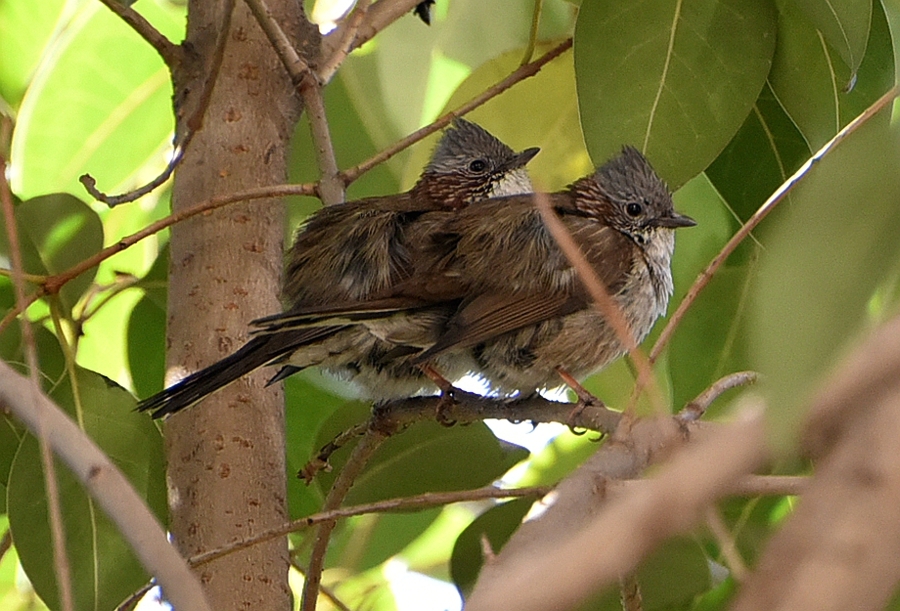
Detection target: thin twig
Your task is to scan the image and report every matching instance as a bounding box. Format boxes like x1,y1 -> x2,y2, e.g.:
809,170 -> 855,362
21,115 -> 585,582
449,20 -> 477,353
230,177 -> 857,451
332,0 -> 422,58
96,0 -> 182,68
533,191 -> 666,415
242,0 -> 343,204
301,428 -> 389,611
318,0 -> 371,84
290,560 -> 355,611
84,0 -> 236,207
340,38 -> 573,185
650,86 -> 900,363
0,528 -> 11,570
1,155 -> 75,611
677,371 -> 759,423
189,484 -> 551,567
114,583 -> 155,611
705,505 -> 748,582
0,182 -> 316,331
619,574 -> 643,611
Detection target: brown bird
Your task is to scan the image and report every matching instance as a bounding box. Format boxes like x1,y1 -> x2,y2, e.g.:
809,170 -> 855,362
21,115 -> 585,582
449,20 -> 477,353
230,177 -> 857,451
137,119 -> 538,418
261,146 -> 695,397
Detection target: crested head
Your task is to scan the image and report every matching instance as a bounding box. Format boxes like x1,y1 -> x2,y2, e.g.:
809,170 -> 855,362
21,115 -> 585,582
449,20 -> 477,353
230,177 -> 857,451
570,146 -> 695,242
414,118 -> 538,207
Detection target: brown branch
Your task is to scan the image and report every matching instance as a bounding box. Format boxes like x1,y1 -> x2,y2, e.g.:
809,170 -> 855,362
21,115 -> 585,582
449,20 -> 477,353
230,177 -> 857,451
301,429 -> 389,611
650,85 -> 900,363
619,574 -> 643,611
291,561 -> 355,611
340,38 -> 573,185
114,583 -> 154,611
189,484 -> 550,568
243,0 -> 312,80
0,361 -> 213,611
677,370 -> 758,423
330,0 -> 423,58
96,0 -> 182,69
318,0 -> 371,84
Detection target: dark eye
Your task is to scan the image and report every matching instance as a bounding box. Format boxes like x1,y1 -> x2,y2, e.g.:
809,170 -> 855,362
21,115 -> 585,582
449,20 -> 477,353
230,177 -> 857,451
468,159 -> 488,173
626,202 -> 643,217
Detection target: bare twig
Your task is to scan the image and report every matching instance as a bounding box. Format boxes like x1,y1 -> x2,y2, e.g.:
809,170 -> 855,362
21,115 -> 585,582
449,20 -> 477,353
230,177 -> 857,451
190,484 -> 550,568
0,182 -> 316,330
301,429 -> 389,611
705,505 -> 748,581
677,371 -> 759,423
340,38 -> 573,185
114,583 -> 155,611
318,0 -> 371,84
650,86 -> 900,363
534,190 -> 666,415
85,0 -> 236,207
619,574 -> 643,611
96,0 -> 182,68
291,561 -> 355,611
2,156 -> 74,611
0,528 -> 11,570
242,0 -> 343,204
328,0 -> 422,59
0,361 -> 212,611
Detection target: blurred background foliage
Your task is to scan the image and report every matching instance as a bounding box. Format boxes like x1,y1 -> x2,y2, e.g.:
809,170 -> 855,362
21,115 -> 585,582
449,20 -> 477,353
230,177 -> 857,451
2,0 -> 900,609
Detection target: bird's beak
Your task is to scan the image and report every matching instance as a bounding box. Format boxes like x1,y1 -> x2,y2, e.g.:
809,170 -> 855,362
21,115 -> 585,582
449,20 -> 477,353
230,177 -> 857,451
506,147 -> 541,170
656,211 -> 697,228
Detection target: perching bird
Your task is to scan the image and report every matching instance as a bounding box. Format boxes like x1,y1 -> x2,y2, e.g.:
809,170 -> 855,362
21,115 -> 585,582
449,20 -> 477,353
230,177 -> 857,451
256,146 -> 695,397
137,119 -> 539,418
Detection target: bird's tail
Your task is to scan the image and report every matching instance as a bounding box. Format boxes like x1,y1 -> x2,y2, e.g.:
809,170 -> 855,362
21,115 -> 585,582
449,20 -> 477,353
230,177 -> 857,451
136,328 -> 337,419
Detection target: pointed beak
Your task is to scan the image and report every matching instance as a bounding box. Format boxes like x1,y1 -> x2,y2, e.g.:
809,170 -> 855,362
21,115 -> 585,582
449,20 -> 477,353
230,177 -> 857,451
656,211 -> 697,228
506,147 -> 540,170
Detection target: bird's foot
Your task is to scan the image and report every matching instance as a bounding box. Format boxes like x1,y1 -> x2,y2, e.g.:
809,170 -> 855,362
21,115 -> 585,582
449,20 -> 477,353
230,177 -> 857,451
556,366 -> 607,434
421,364 -> 458,426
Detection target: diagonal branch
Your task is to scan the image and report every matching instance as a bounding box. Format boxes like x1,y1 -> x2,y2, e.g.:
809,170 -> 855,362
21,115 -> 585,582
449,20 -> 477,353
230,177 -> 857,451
95,0 -> 183,69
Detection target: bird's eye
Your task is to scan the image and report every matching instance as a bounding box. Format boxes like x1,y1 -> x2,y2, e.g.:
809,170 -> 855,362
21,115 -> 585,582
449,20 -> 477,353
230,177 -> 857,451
468,159 -> 488,173
626,202 -> 643,217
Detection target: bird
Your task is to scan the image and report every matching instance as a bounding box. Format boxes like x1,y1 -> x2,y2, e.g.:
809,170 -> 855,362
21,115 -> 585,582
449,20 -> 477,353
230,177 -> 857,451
137,119 -> 539,418
258,146 -> 696,398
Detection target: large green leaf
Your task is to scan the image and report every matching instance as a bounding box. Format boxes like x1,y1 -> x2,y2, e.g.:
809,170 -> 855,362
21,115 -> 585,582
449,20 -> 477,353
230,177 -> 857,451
706,82 -> 811,223
3,194 -> 104,318
7,367 -> 166,611
450,497 -> 534,597
750,116 -> 900,448
769,0 -> 894,150
0,0 -> 65,109
574,0 -> 777,188
9,0 -> 184,200
791,0 -> 872,74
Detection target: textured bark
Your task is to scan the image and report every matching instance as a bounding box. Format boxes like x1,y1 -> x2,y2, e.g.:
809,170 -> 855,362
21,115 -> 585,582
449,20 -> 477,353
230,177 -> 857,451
166,1 -> 316,609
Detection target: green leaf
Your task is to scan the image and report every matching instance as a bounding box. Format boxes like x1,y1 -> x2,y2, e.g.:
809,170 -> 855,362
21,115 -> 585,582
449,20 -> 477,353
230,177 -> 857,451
0,0 -> 65,109
706,82 -> 811,222
792,0 -> 872,74
408,41 -> 592,192
127,294 -> 167,399
769,0 -> 894,150
0,322 -> 67,395
7,366 -> 166,611
574,0 -> 777,188
750,115 -> 900,449
2,193 -> 104,318
450,497 -> 534,597
10,0 -> 184,199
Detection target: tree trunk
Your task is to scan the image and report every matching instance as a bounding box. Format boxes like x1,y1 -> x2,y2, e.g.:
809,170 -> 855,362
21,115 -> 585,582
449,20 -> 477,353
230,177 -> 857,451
165,1 -> 316,608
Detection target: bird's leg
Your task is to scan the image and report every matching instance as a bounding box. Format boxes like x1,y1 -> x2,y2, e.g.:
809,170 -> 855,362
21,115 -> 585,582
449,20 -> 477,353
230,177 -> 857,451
419,364 -> 458,426
555,366 -> 606,433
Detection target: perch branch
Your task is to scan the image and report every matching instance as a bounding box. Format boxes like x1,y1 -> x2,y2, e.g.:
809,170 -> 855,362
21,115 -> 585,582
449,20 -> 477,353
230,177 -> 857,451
325,0 -> 423,60
318,0 -> 371,83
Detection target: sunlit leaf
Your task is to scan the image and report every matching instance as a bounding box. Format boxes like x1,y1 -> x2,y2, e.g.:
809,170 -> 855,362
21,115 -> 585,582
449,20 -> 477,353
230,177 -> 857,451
0,0 -> 65,109
574,0 -> 777,188
9,0 -> 184,199
7,367 -> 166,611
